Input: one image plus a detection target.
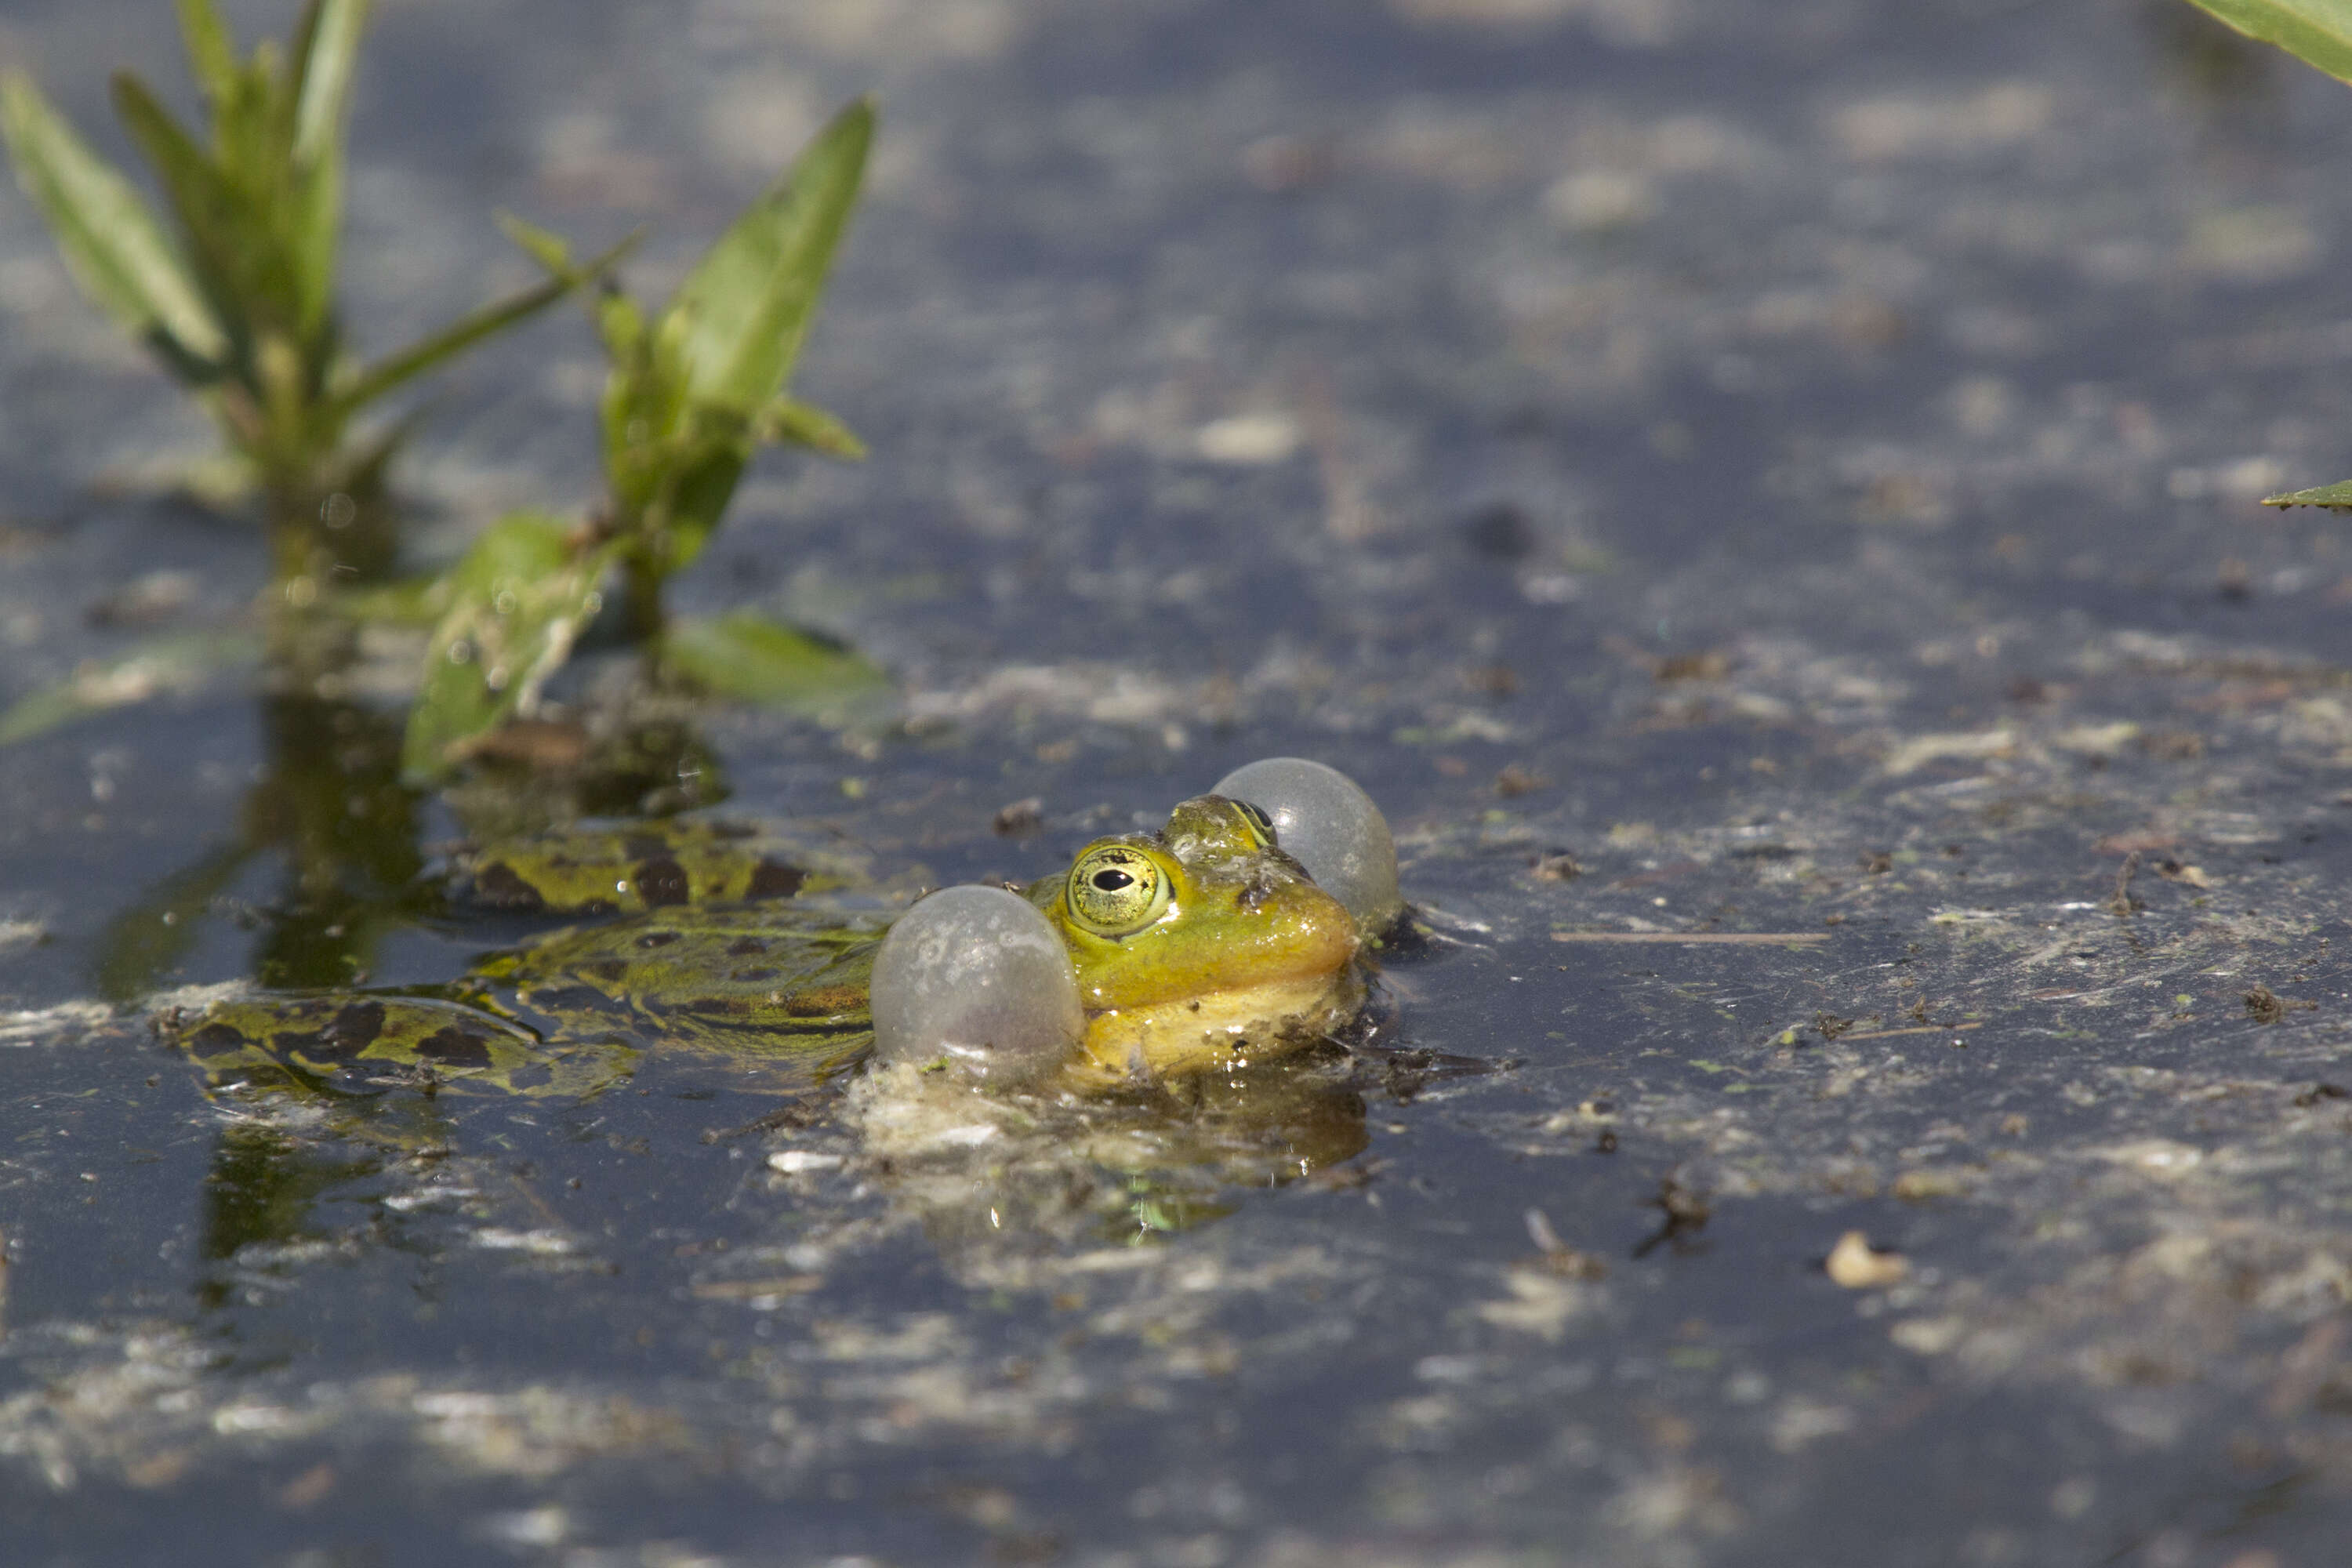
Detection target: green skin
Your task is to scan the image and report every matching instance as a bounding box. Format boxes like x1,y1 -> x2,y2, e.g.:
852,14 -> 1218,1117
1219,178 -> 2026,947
156,796 -> 1367,1098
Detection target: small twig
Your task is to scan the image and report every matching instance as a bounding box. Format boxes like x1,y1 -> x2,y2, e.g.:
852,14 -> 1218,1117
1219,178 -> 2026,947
1523,1207 -> 1608,1279
1838,1022 -> 1984,1042
1298,363 -> 1375,542
510,1172 -> 567,1233
1632,1176 -> 1711,1260
1552,931 -> 1830,946
2108,851 -> 2143,916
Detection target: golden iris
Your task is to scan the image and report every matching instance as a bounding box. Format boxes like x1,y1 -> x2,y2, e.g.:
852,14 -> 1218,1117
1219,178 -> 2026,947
1065,844 -> 1174,936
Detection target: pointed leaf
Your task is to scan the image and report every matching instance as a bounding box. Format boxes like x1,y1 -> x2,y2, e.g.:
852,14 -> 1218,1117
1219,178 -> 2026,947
289,0 -> 369,169
208,55 -> 281,223
659,609 -> 888,717
497,210 -> 577,278
0,73 -> 225,366
402,516 -> 615,783
336,229 -> 637,416
667,96 -> 872,414
2180,0 -> 2352,85
2263,480 -> 2352,509
757,397 -> 866,459
0,630 -> 261,748
175,0 -> 240,109
287,0 -> 366,329
290,143 -> 341,336
659,431 -> 751,572
111,70 -> 281,347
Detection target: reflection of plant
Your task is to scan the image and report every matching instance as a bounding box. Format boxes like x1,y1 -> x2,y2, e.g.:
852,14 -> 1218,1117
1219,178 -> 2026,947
0,0 -> 601,582
95,693 -> 427,1004
2178,2 -> 2352,508
402,100 -> 883,783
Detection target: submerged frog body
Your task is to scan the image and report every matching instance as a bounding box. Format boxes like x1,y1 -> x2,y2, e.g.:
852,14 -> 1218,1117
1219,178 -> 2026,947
157,794 -> 1367,1098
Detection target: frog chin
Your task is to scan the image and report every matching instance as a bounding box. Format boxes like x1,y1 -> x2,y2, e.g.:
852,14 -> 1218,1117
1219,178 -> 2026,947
1067,964 -> 1366,1084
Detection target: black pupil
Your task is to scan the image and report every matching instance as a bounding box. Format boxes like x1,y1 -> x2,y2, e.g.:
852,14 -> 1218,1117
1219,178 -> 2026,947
1092,869 -> 1134,891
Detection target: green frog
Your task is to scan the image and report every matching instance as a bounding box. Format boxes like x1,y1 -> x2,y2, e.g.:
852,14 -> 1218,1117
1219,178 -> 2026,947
154,794 -> 1369,1099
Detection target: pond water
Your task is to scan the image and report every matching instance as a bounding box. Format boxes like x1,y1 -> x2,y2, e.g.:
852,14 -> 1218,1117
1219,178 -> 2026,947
6,0 -> 2352,1563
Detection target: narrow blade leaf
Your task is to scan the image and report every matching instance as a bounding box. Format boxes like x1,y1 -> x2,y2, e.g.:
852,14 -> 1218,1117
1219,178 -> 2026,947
2180,0 -> 2352,85
286,0 -> 366,330
337,229 -> 638,415
0,630 -> 261,748
496,210 -> 577,278
2263,479 -> 2352,509
111,70 -> 279,346
175,0 -> 240,109
289,0 -> 370,168
659,609 -> 888,717
0,72 -> 225,365
757,397 -> 866,459
668,96 -> 873,414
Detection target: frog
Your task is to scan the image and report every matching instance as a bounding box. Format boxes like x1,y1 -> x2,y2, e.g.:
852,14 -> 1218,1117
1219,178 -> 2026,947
154,793 -> 1370,1100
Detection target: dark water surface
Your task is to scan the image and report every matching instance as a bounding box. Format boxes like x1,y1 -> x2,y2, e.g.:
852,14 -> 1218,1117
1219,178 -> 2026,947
7,0 -> 2352,1563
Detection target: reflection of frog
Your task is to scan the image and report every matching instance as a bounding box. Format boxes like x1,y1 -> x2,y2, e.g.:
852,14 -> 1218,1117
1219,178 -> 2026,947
155,794 -> 1367,1098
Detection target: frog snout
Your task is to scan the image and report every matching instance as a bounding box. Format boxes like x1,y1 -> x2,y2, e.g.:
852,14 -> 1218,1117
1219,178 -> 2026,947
1258,882 -> 1362,985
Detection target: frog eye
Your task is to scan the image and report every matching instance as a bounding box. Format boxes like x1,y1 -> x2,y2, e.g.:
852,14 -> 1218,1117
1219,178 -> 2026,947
1066,845 -> 1174,937
1231,798 -> 1278,847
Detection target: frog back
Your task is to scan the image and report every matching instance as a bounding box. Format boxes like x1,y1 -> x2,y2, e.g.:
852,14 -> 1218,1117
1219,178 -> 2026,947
158,905 -> 888,1099
481,904 -> 886,1062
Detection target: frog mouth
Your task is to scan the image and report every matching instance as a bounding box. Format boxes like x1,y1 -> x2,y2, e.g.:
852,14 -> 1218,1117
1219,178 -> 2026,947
1070,964 -> 1367,1082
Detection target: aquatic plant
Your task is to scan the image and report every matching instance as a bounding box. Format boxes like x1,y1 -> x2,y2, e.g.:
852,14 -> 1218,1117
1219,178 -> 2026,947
0,0 -> 604,583
401,99 -> 881,783
2180,0 -> 2352,508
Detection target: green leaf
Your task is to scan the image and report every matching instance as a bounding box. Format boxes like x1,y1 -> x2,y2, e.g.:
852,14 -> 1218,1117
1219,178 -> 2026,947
336,229 -> 637,416
598,292 -> 689,510
758,397 -> 866,459
288,0 -> 369,169
659,432 -> 752,573
497,211 -> 578,278
401,515 -> 616,783
325,571 -> 445,627
0,630 -> 261,748
2179,0 -> 2352,86
285,0 -> 367,332
175,0 -> 240,110
0,72 -> 226,367
659,609 -> 888,717
667,96 -> 873,415
110,70 -> 277,348
2263,479 -> 2352,509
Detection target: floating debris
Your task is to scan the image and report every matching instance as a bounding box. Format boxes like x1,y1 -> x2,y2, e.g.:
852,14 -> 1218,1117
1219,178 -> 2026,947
1824,1231 -> 1909,1290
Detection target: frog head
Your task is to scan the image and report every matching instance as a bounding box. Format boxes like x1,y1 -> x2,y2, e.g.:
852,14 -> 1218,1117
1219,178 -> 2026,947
1028,794 -> 1366,1079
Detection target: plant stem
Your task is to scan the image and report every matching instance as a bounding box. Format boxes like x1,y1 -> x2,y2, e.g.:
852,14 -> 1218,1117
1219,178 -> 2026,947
620,550 -> 668,648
